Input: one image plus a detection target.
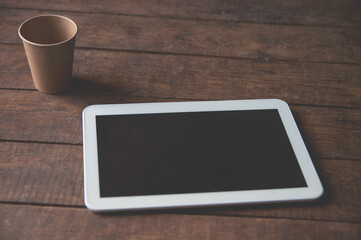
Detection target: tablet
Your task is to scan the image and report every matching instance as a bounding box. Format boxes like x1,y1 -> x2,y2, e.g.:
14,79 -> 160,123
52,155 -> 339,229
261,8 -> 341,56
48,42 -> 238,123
82,99 -> 323,212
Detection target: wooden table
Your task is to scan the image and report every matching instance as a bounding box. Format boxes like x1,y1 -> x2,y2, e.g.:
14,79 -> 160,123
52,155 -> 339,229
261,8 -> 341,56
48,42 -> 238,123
1,0 -> 360,239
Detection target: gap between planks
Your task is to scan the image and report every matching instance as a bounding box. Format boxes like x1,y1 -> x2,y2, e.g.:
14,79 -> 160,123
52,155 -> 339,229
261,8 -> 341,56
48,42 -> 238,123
0,123 -> 360,162
2,41 -> 361,67
0,87 -> 360,110
0,201 -> 359,225
1,5 -> 360,30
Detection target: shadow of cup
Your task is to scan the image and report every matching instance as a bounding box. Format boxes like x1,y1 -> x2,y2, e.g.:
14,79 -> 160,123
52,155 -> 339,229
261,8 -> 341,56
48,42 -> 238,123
18,15 -> 77,94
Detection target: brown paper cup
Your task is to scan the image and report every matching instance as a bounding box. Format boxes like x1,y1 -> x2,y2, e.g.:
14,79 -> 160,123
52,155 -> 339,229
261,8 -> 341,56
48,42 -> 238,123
18,15 -> 77,94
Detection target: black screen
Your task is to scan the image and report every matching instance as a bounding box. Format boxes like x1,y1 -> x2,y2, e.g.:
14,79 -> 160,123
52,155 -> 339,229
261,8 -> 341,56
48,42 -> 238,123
96,109 -> 307,198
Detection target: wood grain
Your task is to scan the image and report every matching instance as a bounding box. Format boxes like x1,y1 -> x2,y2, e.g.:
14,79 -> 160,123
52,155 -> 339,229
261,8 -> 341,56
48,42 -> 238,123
1,1 -> 360,239
1,45 -> 361,108
0,204 -> 360,240
1,141 -> 360,222
0,142 -> 83,206
1,9 -> 361,64
0,89 -> 360,160
1,0 -> 360,27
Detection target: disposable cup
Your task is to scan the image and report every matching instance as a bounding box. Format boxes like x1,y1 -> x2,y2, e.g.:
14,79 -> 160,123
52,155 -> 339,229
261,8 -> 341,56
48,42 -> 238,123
18,15 -> 78,94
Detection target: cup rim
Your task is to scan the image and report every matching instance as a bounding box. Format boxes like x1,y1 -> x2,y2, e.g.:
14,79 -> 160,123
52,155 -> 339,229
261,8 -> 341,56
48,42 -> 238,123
18,14 -> 78,47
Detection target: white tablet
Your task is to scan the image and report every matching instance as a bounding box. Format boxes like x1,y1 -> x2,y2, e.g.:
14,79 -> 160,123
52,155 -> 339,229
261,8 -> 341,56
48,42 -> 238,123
82,99 -> 323,212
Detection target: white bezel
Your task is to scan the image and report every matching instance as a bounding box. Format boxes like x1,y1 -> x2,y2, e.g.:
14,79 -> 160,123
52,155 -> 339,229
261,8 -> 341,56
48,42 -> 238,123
82,99 -> 323,212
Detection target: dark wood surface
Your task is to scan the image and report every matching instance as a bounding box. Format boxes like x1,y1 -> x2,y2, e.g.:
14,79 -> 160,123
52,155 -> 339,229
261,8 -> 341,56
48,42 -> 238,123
0,0 -> 360,239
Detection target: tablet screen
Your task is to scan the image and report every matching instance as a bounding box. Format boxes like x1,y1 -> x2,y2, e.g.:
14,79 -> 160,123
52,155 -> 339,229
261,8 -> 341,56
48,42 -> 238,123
96,109 -> 307,198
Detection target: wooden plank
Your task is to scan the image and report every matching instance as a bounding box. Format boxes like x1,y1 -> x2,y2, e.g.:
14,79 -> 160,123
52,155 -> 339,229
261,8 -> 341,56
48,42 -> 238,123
1,9 -> 361,64
0,204 -> 360,240
0,142 -> 83,206
0,89 -> 360,160
1,0 -> 360,27
1,141 -> 360,222
1,45 -> 361,108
